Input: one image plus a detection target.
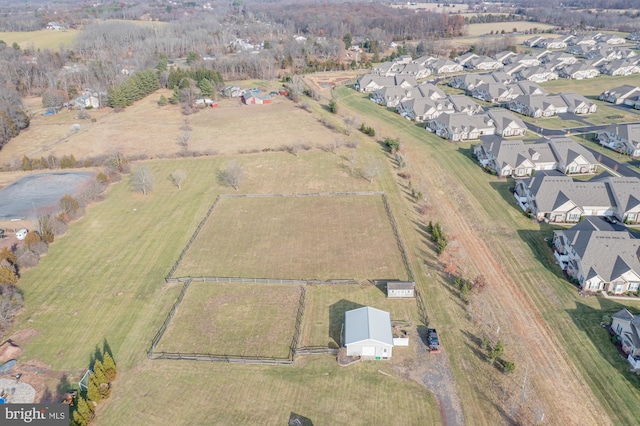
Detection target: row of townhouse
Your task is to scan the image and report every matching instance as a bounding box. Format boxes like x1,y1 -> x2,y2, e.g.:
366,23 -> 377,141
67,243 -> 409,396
553,217 -> 640,296
507,92 -> 597,117
474,136 -> 598,177
599,85 -> 640,108
426,108 -> 528,141
525,32 -> 627,49
371,55 -> 463,78
514,171 -> 640,225
596,124 -> 640,157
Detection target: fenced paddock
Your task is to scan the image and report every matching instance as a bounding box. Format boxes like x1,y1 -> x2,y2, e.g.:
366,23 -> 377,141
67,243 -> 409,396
170,192 -> 411,282
152,282 -> 303,360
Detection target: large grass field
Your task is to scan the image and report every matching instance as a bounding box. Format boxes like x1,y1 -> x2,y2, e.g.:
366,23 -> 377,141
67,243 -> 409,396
541,75 -> 640,98
0,29 -> 78,49
156,283 -> 301,358
465,22 -> 556,37
174,195 -> 408,281
335,84 -> 640,424
300,285 -> 418,349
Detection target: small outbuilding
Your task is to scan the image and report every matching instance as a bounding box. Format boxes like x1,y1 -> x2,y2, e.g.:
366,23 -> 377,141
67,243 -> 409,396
387,281 -> 415,298
344,306 -> 393,360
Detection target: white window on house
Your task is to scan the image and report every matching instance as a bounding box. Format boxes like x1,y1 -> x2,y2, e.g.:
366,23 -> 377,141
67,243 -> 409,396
628,213 -> 637,221
569,213 -> 581,221
629,282 -> 639,291
614,283 -> 624,293
589,281 -> 600,290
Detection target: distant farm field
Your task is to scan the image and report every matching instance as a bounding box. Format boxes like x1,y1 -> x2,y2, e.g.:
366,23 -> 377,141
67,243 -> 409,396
174,195 -> 409,281
541,75 -> 640,98
0,90 -> 337,165
465,22 -> 556,37
0,29 -> 78,49
156,283 -> 302,358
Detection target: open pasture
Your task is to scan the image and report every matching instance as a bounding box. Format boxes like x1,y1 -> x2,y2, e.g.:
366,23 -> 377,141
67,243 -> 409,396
155,283 -> 302,358
0,89 -> 337,165
174,194 -> 409,281
0,29 -> 78,49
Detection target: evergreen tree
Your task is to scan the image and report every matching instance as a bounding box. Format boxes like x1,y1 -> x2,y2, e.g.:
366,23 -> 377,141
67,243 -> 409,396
197,79 -> 214,97
103,352 -> 116,382
72,395 -> 93,426
93,360 -> 107,385
86,374 -> 102,403
157,95 -> 168,106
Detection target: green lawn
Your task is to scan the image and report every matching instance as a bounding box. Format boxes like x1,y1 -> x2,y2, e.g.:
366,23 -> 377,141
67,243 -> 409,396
336,84 -> 640,425
155,283 -> 302,358
541,75 -> 640,98
174,195 -> 408,281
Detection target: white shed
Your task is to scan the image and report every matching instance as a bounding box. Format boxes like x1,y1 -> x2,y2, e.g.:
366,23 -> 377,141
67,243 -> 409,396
387,281 -> 415,298
344,307 -> 393,360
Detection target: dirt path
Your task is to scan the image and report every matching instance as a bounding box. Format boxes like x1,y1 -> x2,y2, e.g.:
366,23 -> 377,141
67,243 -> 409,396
402,145 -> 609,424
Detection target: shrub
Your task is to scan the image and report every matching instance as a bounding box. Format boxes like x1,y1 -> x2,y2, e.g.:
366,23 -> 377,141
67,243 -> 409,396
16,249 -> 39,269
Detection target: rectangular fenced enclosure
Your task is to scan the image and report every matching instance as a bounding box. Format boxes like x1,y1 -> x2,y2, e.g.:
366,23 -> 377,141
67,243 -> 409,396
299,285 -> 419,349
173,194 -> 410,281
154,282 -> 302,359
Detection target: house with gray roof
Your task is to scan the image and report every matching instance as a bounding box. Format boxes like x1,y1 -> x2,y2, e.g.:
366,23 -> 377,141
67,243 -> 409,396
601,177 -> 640,224
355,74 -> 395,92
599,85 -> 640,105
540,37 -> 567,50
486,109 -> 527,137
553,217 -> 640,295
467,56 -> 504,71
515,66 -> 558,83
449,73 -> 491,91
568,35 -> 597,46
344,306 -> 393,359
470,82 -> 513,103
428,59 -> 463,74
566,44 -> 592,56
396,97 -> 454,122
370,86 -> 416,108
558,92 -> 597,114
448,95 -> 484,115
474,138 -> 540,177
506,81 -> 546,97
494,50 -> 517,64
372,61 -> 401,77
610,309 -> 640,369
417,83 -> 447,100
428,112 -> 495,141
597,124 -> 640,157
508,94 -> 568,118
546,137 -> 598,174
558,62 -> 600,79
540,51 -> 577,65
398,63 -> 431,79
455,52 -> 479,66
596,33 -> 626,45
513,171 -> 616,222
475,136 -> 595,177
599,59 -> 640,76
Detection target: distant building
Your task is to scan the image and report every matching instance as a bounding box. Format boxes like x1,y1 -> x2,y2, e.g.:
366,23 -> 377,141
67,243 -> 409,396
386,281 -> 415,298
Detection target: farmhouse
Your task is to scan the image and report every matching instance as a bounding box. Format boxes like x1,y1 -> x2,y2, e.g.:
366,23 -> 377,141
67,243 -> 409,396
344,307 -> 393,360
553,217 -> 640,295
74,93 -> 100,109
387,281 -> 415,298
611,309 -> 640,369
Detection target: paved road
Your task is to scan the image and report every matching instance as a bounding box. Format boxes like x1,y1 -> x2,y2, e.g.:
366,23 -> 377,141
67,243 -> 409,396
582,145 -> 640,178
523,121 -> 609,137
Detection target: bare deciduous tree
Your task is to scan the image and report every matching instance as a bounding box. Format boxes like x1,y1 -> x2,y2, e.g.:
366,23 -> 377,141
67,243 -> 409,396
345,152 -> 358,176
360,159 -> 382,182
218,162 -> 244,190
131,166 -> 155,195
169,169 -> 187,189
177,131 -> 190,151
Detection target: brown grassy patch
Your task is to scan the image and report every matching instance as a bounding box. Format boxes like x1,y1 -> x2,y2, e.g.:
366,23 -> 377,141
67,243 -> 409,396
156,283 -> 301,358
174,195 -> 409,281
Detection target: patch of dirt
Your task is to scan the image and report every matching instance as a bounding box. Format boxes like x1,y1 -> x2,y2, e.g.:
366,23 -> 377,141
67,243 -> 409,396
0,341 -> 21,364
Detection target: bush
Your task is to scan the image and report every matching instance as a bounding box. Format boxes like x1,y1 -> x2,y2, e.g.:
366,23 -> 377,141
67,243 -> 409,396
16,249 -> 39,269
0,284 -> 23,332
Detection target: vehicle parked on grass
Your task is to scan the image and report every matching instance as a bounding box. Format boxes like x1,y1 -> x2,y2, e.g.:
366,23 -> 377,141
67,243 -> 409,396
15,229 -> 28,240
427,328 -> 441,353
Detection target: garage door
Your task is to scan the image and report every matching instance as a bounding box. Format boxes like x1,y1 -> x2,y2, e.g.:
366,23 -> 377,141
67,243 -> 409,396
362,346 -> 375,356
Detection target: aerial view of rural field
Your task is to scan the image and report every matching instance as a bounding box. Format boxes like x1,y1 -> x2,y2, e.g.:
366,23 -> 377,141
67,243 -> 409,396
0,1 -> 640,425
